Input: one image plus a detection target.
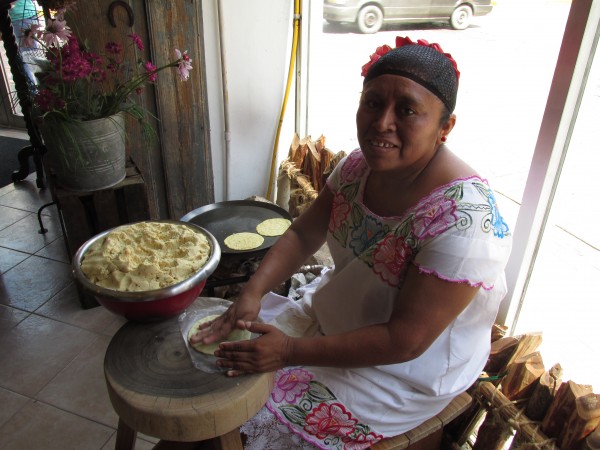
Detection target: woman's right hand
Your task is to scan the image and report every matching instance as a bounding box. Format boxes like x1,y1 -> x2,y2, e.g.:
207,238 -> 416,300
189,291 -> 262,346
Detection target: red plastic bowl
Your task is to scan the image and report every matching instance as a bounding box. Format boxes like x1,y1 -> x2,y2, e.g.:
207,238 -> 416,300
72,220 -> 221,322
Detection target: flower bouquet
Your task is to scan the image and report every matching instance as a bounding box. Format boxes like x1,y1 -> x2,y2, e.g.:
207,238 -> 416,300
21,2 -> 193,191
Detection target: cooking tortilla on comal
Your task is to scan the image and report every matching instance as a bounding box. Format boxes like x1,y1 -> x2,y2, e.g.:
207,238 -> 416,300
188,314 -> 252,354
256,218 -> 291,236
224,232 -> 264,250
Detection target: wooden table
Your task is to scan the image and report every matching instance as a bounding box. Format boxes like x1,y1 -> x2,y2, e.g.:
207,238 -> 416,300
104,317 -> 274,450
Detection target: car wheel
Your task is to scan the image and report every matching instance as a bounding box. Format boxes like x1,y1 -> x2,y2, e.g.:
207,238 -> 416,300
450,5 -> 472,30
357,5 -> 383,34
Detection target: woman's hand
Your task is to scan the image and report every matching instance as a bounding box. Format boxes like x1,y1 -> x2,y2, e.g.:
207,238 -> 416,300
189,293 -> 261,346
215,321 -> 293,377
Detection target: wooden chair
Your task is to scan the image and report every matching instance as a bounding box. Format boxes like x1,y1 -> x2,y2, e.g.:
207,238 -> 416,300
371,391 -> 473,450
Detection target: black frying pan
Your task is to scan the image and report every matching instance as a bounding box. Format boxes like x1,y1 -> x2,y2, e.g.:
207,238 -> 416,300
180,200 -> 292,255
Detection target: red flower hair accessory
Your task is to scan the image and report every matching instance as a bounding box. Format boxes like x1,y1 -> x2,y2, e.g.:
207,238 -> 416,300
361,36 -> 460,80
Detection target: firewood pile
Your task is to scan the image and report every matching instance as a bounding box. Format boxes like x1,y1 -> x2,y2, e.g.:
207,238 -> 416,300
445,326 -> 600,450
276,134 -> 346,217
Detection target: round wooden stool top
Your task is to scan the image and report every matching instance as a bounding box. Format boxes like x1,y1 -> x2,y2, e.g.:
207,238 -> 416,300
104,317 -> 274,442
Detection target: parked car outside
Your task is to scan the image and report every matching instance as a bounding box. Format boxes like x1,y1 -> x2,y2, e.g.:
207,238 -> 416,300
323,0 -> 494,33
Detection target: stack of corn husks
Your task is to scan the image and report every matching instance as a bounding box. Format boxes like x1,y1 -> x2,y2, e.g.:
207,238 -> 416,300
276,134 -> 346,217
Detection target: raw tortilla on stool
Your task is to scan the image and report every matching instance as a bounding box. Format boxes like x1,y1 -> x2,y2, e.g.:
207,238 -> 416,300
187,314 -> 252,354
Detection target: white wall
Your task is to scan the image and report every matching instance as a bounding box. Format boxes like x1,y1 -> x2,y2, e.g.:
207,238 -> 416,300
202,0 -> 295,202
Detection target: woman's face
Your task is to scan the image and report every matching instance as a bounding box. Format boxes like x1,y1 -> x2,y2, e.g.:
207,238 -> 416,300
356,74 -> 454,174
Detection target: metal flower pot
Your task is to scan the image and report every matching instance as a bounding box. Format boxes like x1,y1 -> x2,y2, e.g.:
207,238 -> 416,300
42,113 -> 127,192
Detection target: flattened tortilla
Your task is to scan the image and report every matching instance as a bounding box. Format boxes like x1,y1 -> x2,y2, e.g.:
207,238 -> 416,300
224,232 -> 264,251
256,218 -> 291,237
188,314 -> 252,355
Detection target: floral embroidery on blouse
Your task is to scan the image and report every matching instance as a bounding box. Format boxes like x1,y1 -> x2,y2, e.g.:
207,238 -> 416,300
269,368 -> 384,450
328,151 -> 510,288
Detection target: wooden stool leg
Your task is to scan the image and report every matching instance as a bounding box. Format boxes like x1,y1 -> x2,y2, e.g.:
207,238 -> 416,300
213,428 -> 243,450
115,418 -> 137,450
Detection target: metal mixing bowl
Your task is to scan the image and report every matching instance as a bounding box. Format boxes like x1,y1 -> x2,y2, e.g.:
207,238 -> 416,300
72,220 -> 221,322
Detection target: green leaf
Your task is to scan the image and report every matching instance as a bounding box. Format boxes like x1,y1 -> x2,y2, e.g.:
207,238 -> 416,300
306,381 -> 337,403
279,405 -> 307,425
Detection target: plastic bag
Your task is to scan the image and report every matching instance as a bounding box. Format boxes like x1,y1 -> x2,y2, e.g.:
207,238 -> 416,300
178,296 -> 247,373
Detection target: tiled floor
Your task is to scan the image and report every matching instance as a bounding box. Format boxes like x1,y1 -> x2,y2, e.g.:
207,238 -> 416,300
0,173 -> 157,449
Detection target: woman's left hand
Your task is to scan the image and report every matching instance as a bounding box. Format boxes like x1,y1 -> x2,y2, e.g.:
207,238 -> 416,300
214,321 -> 293,377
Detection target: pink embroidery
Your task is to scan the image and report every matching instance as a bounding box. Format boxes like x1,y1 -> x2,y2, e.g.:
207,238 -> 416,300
271,368 -> 313,403
343,431 -> 384,450
304,403 -> 357,440
372,235 -> 412,286
340,151 -> 367,183
412,195 -> 457,239
330,192 -> 351,232
415,264 -> 495,290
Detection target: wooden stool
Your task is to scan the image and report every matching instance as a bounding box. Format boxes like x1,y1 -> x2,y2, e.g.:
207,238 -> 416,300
104,318 -> 274,450
371,391 -> 473,450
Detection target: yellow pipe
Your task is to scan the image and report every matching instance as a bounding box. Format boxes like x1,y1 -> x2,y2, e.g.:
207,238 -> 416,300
266,0 -> 301,201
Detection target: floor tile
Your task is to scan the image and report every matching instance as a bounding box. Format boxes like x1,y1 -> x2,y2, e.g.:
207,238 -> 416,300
0,304 -> 30,333
36,282 -> 127,336
0,212 -> 62,254
0,314 -> 97,397
0,180 -> 53,213
0,205 -> 29,231
37,334 -> 119,428
0,399 -> 114,450
35,235 -> 70,263
101,433 -> 157,450
0,246 -> 29,274
0,387 -> 28,428
0,254 -> 72,312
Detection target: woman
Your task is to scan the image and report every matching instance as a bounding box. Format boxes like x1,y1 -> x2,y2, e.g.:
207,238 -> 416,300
192,36 -> 512,449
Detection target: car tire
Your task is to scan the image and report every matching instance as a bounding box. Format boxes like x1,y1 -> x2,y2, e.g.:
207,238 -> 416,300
357,5 -> 383,34
450,5 -> 472,30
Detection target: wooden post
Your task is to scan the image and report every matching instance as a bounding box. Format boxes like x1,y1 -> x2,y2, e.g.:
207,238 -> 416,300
541,380 -> 594,448
501,351 -> 546,401
525,363 -> 563,421
474,382 -> 558,449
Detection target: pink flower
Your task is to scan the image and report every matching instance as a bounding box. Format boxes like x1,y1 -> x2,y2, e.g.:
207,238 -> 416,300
343,431 -> 384,450
105,42 -> 123,55
329,192 -> 351,233
340,151 -> 367,183
372,235 -> 412,286
412,195 -> 457,239
271,368 -> 312,403
304,403 -> 357,439
144,61 -> 158,82
360,44 -> 392,77
42,17 -> 71,48
129,33 -> 144,51
362,36 -> 460,80
34,88 -> 65,113
175,49 -> 193,81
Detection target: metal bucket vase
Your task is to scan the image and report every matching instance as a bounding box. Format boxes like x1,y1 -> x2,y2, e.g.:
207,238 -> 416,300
43,113 -> 127,192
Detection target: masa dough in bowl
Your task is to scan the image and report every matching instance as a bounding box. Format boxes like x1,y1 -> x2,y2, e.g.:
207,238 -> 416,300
188,314 -> 252,354
80,221 -> 211,292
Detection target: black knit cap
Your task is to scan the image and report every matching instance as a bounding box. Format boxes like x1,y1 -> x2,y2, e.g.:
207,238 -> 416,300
363,44 -> 459,113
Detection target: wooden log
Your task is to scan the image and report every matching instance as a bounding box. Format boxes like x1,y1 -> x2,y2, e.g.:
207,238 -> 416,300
474,381 -> 558,449
505,332 -> 543,369
471,409 -> 514,450
557,393 -> 600,450
501,351 -> 545,401
541,380 -> 594,446
526,363 -> 563,421
485,335 -> 520,375
492,323 -> 509,342
581,426 -> 600,450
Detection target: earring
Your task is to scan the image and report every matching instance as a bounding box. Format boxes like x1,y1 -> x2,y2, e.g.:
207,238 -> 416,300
441,136 -> 447,142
